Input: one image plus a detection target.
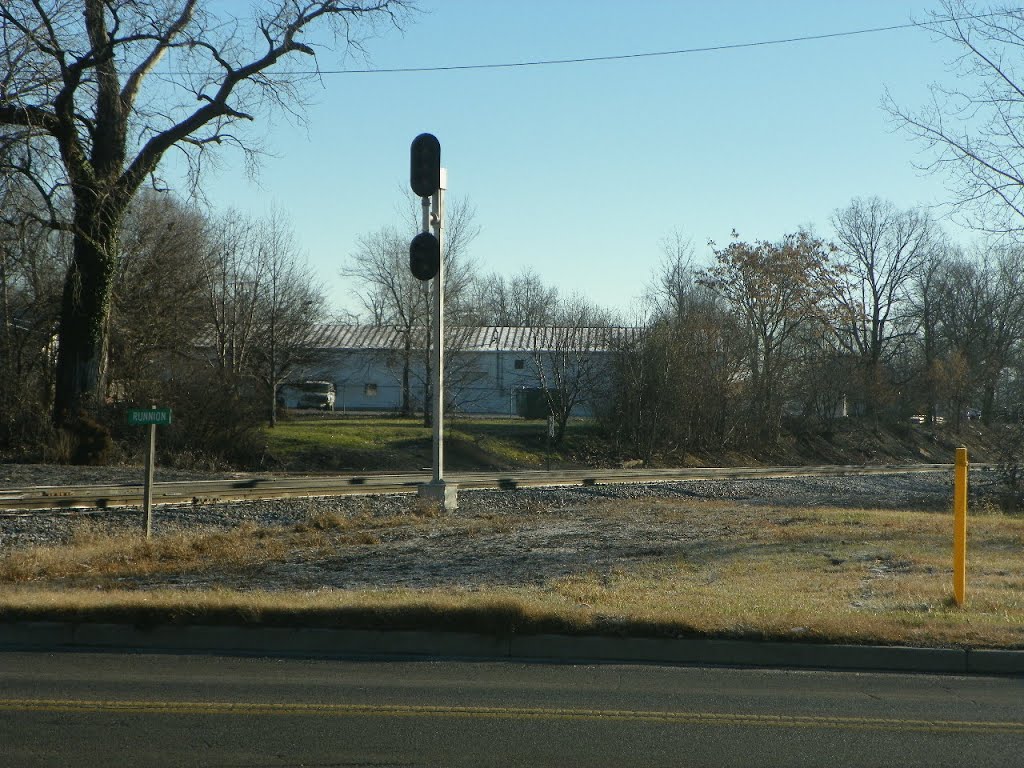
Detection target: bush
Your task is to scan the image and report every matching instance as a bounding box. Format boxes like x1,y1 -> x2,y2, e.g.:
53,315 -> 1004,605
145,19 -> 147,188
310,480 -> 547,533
0,373 -> 58,461
157,370 -> 269,469
0,406 -> 56,462
996,423 -> 1024,513
69,412 -> 114,465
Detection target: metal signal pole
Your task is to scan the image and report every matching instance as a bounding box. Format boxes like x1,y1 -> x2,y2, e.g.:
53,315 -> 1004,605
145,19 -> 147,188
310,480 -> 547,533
431,169 -> 446,485
409,132 -> 457,511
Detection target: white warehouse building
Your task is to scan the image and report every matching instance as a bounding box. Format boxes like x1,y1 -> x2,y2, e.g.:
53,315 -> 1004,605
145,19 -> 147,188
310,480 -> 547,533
292,324 -> 632,416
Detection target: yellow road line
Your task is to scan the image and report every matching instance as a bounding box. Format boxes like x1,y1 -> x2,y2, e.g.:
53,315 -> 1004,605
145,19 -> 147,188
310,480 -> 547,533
0,699 -> 1021,734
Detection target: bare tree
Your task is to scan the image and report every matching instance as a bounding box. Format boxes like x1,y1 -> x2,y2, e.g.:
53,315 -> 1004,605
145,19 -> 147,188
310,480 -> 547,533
887,2 -> 1024,233
601,230 -> 747,458
907,248 -> 952,420
831,197 -> 940,412
0,0 -> 412,429
345,224 -> 429,415
526,293 -> 617,444
0,172 -> 65,450
606,276 -> 745,462
645,229 -> 697,320
979,248 -> 1024,419
246,211 -> 326,427
108,190 -> 209,404
470,267 -> 559,327
466,267 -> 612,441
198,208 -> 324,426
203,212 -> 265,391
343,194 -> 479,419
931,246 -> 1024,424
699,231 -> 841,439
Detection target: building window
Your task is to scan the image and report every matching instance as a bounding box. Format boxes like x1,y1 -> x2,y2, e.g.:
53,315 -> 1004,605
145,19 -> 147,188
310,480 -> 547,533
364,383 -> 378,397
514,359 -> 525,370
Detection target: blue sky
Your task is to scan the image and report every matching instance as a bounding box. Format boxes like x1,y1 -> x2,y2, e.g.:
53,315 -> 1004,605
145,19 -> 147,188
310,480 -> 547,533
186,1 -> 967,318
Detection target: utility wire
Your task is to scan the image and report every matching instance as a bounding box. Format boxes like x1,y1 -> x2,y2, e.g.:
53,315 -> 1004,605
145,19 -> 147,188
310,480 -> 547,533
157,8 -> 1024,77
312,8 -> 1024,75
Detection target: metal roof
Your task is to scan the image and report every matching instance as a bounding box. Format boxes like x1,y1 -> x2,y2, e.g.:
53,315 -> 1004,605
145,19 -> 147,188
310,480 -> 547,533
307,324 -> 637,353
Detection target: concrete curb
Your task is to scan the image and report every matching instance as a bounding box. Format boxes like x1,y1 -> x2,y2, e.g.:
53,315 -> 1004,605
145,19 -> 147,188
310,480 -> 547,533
2,621 -> 1022,675
508,634 -> 972,674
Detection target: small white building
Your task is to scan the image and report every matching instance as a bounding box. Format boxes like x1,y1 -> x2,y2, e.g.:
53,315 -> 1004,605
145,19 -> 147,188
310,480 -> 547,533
292,324 -> 631,416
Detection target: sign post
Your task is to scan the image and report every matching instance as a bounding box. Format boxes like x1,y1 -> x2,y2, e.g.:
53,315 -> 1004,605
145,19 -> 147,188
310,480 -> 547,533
953,446 -> 968,606
546,414 -> 555,471
128,407 -> 172,538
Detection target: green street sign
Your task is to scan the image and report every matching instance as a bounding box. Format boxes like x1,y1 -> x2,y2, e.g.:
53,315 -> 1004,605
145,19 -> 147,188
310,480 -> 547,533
128,408 -> 172,426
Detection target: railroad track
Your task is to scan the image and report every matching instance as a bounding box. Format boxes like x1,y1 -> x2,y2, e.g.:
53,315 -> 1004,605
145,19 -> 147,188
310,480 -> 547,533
0,464 -> 957,513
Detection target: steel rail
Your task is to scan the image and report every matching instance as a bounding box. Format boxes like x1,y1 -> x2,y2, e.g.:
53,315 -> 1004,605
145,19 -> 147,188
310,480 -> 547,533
0,464 -> 958,513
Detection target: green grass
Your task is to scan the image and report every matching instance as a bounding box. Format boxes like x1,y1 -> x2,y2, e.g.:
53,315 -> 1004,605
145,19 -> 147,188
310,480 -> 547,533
269,418 -> 427,454
262,414 -> 608,471
260,413 -> 1011,475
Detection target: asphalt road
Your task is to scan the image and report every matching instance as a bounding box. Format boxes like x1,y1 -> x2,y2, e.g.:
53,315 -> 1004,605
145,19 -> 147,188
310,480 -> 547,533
1,651 -> 1021,767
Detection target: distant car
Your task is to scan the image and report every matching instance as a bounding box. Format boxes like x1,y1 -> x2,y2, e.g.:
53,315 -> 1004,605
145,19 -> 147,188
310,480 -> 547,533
909,414 -> 926,424
277,380 -> 336,410
965,408 -> 982,421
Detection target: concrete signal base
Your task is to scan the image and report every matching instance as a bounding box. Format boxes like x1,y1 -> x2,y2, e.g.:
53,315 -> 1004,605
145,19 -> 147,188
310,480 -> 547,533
418,480 -> 459,511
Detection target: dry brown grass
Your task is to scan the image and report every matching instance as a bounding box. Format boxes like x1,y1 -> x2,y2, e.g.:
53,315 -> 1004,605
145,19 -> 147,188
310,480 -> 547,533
541,502 -> 1024,648
0,505 -> 450,586
0,523 -> 294,583
1,498 -> 1022,648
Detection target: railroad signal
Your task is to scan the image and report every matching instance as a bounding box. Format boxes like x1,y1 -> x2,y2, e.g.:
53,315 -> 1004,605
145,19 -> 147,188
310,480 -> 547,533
409,231 -> 440,281
410,133 -> 441,197
407,132 -> 456,509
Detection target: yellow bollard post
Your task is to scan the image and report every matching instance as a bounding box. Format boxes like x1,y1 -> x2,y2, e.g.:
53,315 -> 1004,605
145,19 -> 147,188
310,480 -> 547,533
953,447 -> 968,607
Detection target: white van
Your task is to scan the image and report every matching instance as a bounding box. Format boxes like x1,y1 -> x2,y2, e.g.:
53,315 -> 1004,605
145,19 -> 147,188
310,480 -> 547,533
277,380 -> 336,410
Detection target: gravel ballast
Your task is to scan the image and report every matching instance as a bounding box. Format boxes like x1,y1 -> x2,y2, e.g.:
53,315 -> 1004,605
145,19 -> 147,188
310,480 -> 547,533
0,467 -> 992,557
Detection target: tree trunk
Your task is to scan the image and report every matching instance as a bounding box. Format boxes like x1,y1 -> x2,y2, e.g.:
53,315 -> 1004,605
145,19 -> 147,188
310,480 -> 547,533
863,357 -> 878,417
555,412 -> 569,446
269,329 -> 278,428
422,341 -> 433,428
923,311 -> 937,421
53,202 -> 121,426
982,383 -> 996,426
422,377 -> 433,427
401,339 -> 412,416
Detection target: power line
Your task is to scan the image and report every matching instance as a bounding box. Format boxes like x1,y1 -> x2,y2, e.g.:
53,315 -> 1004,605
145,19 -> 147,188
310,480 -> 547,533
313,8 -> 1024,75
157,8 -> 1024,77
